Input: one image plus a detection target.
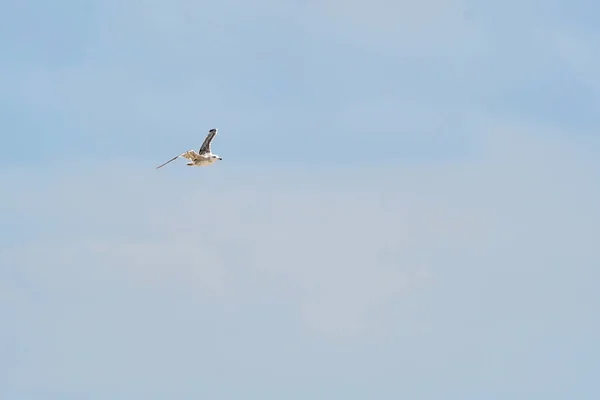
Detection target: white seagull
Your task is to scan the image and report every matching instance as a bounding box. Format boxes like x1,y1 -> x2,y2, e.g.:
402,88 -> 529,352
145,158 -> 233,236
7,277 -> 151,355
156,128 -> 223,169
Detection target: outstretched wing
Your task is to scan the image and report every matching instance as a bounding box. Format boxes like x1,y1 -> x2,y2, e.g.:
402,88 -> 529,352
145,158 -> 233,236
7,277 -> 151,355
156,154 -> 181,169
156,150 -> 199,169
199,128 -> 218,154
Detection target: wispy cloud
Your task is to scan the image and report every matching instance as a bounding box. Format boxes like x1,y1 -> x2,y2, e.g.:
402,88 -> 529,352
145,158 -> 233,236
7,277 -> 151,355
2,0 -> 600,398
4,114 -> 598,338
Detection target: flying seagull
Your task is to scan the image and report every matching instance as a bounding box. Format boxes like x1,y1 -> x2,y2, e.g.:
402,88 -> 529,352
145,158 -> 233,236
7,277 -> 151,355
156,128 -> 222,169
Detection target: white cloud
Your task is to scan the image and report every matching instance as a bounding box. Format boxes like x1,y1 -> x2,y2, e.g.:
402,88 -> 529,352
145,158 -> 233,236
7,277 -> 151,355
3,113 -> 598,340
3,1 -> 600,396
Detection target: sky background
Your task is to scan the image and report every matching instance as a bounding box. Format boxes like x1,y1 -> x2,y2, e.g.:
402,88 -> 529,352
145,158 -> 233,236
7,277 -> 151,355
1,0 -> 600,398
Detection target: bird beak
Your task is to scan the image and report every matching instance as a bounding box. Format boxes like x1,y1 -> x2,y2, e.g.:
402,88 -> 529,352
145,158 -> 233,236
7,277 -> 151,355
218,157 -> 222,160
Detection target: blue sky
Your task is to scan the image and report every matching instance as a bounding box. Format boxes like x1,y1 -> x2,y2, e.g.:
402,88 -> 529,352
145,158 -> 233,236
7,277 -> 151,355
1,0 -> 599,398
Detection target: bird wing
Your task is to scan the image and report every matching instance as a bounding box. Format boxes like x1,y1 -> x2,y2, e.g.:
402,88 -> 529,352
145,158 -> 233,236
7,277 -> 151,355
156,154 -> 181,169
156,150 -> 200,169
199,128 -> 218,154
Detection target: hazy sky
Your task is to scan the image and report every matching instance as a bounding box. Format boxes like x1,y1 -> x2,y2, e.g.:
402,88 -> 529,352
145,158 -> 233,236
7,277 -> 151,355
2,0 -> 599,398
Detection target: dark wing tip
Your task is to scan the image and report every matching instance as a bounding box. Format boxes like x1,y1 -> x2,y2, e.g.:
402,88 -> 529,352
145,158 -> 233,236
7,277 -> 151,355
155,155 -> 179,169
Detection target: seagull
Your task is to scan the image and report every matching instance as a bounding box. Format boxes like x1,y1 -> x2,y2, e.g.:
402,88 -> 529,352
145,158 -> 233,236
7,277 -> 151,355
156,128 -> 223,169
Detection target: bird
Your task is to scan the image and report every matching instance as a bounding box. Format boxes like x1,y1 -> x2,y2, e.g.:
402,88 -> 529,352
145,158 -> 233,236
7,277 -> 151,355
156,128 -> 222,169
